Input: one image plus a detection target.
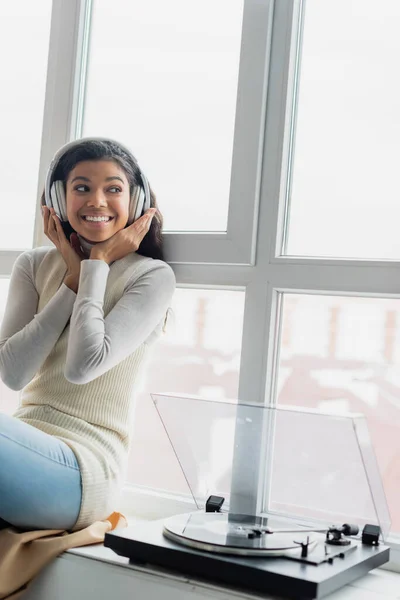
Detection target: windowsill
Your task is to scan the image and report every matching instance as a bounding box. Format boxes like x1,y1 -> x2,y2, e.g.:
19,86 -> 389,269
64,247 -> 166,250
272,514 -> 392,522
23,487 -> 400,600
24,525 -> 400,600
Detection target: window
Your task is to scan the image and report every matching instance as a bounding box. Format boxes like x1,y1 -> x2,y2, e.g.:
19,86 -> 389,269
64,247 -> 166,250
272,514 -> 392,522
126,288 -> 245,493
277,294 -> 400,531
0,1 -> 52,409
255,0 -> 400,538
3,0 -> 400,558
0,280 -> 19,416
0,2 -> 52,250
286,0 -> 400,259
83,0 -> 244,234
71,0 -> 271,265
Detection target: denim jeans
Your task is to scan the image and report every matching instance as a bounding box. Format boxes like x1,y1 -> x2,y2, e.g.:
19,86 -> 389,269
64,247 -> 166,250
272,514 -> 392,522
0,413 -> 82,530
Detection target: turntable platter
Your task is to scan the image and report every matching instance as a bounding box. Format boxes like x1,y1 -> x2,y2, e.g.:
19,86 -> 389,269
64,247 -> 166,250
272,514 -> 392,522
163,512 -> 318,557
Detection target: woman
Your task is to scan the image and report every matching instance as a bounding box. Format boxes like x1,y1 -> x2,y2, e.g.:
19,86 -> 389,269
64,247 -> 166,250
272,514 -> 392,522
0,138 -> 175,532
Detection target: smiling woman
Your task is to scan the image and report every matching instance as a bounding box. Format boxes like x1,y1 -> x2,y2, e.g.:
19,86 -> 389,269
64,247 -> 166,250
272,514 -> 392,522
66,161 -> 131,243
0,137 -> 176,532
41,138 -> 163,258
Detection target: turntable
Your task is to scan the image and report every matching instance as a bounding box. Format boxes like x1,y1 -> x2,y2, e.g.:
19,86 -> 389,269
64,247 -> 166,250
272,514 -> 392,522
105,394 -> 391,599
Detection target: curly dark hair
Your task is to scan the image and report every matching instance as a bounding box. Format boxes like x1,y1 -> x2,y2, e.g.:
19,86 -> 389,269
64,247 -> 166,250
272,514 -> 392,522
41,139 -> 164,260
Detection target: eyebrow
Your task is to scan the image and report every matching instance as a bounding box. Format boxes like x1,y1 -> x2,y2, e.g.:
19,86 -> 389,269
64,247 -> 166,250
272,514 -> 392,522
70,176 -> 125,184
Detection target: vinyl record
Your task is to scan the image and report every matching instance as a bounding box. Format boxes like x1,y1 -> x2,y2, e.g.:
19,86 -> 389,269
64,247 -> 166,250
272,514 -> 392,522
163,512 -> 318,557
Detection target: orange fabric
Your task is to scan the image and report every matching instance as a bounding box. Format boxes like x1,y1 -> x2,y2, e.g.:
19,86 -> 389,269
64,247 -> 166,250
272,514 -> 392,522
105,511 -> 123,530
0,512 -> 128,600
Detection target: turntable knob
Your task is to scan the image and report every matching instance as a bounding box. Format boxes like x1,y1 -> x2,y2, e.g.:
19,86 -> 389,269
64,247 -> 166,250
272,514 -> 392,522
342,524 -> 359,536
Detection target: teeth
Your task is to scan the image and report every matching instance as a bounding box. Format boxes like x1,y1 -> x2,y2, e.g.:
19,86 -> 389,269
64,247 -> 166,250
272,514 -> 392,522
83,216 -> 111,222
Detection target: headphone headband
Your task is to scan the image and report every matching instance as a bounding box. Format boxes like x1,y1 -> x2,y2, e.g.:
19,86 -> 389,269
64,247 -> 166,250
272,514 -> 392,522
44,137 -> 151,224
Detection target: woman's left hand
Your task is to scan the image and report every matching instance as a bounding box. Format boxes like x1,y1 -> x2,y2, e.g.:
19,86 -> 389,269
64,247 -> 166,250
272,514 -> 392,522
90,208 -> 157,264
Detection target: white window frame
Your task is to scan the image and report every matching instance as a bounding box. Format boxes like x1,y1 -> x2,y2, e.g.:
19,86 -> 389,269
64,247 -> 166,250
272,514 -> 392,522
32,0 -> 275,264
254,0 -> 400,551
1,0 -> 400,563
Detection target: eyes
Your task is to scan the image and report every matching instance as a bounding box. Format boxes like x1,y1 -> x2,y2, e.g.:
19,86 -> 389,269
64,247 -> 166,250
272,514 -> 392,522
74,184 -> 123,194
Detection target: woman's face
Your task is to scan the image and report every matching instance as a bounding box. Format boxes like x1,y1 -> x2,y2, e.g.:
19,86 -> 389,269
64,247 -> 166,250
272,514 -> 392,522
66,159 -> 131,243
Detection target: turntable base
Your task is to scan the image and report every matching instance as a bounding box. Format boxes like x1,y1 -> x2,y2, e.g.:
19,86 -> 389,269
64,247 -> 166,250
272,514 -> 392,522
104,518 -> 389,600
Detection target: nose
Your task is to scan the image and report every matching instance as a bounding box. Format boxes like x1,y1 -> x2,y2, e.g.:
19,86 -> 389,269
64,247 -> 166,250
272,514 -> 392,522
87,189 -> 107,208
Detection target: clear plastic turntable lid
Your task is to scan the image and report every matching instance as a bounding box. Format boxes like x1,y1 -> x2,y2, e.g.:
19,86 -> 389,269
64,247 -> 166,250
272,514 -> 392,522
151,393 -> 391,539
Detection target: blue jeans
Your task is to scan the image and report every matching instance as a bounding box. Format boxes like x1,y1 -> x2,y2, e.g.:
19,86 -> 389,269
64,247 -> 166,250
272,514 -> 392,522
0,413 -> 82,530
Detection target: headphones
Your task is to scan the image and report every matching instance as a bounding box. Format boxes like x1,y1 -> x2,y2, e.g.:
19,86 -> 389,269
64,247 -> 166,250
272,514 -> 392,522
44,137 -> 151,226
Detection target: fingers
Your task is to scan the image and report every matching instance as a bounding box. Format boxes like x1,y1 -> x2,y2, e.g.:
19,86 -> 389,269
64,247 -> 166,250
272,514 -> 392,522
135,210 -> 156,247
125,208 -> 157,232
42,206 -> 66,248
119,209 -> 155,254
48,209 -> 58,243
137,208 -> 157,231
50,208 -> 68,244
145,208 -> 157,220
42,206 -> 56,244
42,205 -> 49,232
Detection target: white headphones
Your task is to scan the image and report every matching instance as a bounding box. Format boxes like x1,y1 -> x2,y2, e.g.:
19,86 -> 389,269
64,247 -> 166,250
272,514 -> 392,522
44,137 -> 151,225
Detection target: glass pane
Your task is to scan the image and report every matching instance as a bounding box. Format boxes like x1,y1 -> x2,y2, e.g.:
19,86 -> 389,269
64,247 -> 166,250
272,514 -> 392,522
277,293 -> 400,534
0,279 -> 20,415
286,0 -> 400,259
0,2 -> 52,249
83,0 -> 243,232
125,288 -> 245,493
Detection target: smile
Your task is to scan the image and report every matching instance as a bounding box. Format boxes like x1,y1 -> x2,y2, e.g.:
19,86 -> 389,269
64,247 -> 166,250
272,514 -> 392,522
81,216 -> 114,225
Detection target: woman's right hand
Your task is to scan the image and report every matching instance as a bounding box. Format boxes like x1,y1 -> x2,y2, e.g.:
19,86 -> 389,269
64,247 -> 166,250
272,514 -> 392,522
42,206 -> 85,289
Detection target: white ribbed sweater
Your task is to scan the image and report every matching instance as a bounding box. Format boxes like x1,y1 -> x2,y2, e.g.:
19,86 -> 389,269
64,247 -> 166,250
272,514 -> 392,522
0,246 -> 175,531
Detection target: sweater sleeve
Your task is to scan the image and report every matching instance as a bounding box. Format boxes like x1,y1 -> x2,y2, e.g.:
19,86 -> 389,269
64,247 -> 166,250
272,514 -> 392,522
64,258 -> 176,385
0,252 -> 77,391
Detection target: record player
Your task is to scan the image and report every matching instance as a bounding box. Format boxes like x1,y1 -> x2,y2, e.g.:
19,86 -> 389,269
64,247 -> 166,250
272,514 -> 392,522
105,394 -> 391,599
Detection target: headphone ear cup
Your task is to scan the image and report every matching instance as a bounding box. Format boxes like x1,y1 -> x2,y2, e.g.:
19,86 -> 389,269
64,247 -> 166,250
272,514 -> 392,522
140,173 -> 151,213
56,180 -> 67,221
133,187 -> 145,222
128,187 -> 145,224
127,187 -> 139,225
50,182 -> 62,219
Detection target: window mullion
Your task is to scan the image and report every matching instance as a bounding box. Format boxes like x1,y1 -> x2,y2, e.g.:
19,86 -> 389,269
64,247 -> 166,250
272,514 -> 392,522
229,0 -> 304,518
33,0 -> 90,249
225,0 -> 275,266
269,261 -> 400,297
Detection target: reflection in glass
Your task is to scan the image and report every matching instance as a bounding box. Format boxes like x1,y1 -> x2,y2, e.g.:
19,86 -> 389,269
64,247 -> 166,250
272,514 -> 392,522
278,293 -> 400,534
